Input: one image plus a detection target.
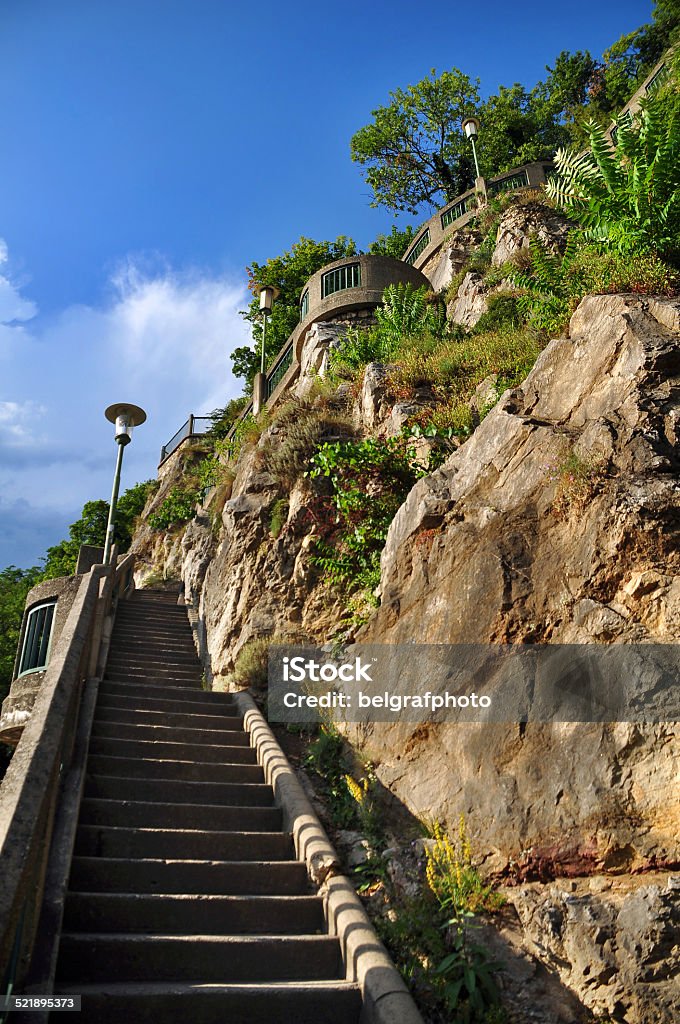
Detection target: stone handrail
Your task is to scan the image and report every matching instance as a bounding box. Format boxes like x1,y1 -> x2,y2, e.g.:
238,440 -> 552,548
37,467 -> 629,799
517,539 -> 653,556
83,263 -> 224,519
0,552 -> 134,1005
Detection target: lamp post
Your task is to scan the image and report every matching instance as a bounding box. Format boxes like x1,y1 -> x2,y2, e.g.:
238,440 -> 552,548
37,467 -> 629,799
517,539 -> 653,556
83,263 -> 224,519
103,403 -> 147,565
258,284 -> 280,374
252,284 -> 279,414
458,117 -> 485,203
462,117 -> 481,179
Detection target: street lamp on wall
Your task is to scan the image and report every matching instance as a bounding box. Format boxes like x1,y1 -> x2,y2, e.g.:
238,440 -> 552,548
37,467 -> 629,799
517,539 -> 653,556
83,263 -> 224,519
103,402 -> 147,565
462,117 -> 481,180
258,284 -> 280,375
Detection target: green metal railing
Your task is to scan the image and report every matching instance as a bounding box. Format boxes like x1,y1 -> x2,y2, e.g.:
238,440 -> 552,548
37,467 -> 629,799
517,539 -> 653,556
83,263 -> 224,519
488,169 -> 530,196
645,61 -> 669,95
159,415 -> 212,464
266,343 -> 294,399
321,263 -> 362,299
441,195 -> 476,230
405,228 -> 431,265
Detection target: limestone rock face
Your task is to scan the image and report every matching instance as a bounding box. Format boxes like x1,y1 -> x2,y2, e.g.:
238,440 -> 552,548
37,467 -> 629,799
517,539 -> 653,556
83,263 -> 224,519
447,270 -> 488,326
491,200 -> 571,267
510,877 -> 680,1024
295,321 -> 348,396
357,294 -> 679,874
422,227 -> 482,291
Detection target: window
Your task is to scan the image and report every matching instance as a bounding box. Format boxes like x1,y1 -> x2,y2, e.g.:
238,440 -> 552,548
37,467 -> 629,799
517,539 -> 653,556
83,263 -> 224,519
299,289 -> 309,321
645,62 -> 669,96
321,263 -> 361,299
19,601 -> 56,675
405,229 -> 430,265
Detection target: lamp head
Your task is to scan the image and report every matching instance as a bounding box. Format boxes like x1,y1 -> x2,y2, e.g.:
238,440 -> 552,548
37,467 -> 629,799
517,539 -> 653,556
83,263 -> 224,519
462,117 -> 480,142
105,402 -> 147,446
258,284 -> 280,314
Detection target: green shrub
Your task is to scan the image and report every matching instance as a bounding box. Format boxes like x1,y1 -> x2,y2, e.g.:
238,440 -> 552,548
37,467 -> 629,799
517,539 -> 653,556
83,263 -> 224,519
269,499 -> 289,538
267,410 -> 354,490
507,233 -> 678,334
327,326 -> 391,379
148,486 -> 200,530
472,291 -> 524,333
233,637 -> 271,689
208,396 -> 249,438
308,436 -> 427,597
546,103 -> 680,259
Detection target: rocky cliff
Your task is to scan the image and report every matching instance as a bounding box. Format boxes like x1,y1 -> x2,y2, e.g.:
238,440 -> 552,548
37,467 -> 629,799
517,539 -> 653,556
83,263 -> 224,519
131,224 -> 679,1022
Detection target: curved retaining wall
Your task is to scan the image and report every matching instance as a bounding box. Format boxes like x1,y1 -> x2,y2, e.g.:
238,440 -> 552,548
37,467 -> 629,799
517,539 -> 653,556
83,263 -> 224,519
292,254 -> 430,361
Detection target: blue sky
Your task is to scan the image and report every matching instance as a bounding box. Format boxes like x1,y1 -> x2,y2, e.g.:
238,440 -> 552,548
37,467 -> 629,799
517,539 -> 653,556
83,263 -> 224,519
0,0 -> 653,568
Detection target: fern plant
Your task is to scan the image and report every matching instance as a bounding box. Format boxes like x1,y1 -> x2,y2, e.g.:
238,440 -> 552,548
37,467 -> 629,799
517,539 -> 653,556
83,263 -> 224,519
546,104 -> 680,259
375,282 -> 446,345
505,234 -> 582,333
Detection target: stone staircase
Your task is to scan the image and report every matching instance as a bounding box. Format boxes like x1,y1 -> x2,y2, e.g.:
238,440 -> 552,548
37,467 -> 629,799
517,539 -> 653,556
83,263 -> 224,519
52,589 -> 362,1022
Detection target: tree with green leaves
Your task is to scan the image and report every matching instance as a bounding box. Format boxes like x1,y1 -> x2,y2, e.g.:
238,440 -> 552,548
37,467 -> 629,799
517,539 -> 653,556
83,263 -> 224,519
232,235 -> 357,389
350,68 -> 481,214
0,565 -> 41,700
368,224 -> 418,260
41,481 -> 154,580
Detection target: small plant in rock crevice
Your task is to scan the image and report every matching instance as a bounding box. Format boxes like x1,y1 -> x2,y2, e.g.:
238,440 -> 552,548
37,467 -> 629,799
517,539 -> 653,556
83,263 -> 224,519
545,446 -> 609,518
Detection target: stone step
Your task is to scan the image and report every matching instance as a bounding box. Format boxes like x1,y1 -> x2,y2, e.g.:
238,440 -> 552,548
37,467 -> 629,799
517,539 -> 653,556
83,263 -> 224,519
93,705 -> 244,731
106,653 -> 201,670
86,755 -> 264,784
69,857 -> 310,895
90,720 -> 250,746
84,775 -> 273,806
110,623 -> 196,636
51,981 -> 362,1024
104,669 -> 203,685
63,893 -> 323,935
96,693 -> 240,718
57,934 -> 344,984
98,680 -> 238,707
110,626 -> 197,641
88,736 -> 259,764
75,825 -> 293,860
79,798 -> 281,832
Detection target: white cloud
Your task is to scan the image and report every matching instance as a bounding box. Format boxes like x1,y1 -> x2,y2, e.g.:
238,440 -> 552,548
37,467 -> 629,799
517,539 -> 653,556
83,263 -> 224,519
0,239 -> 38,324
0,399 -> 47,442
1,254 -> 254,567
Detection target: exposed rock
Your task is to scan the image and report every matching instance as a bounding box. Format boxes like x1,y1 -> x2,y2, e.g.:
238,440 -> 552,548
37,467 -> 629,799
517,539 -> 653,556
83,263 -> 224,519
132,290 -> 680,1020
295,321 -> 349,396
447,270 -> 488,326
422,227 -> 482,291
509,876 -> 680,1023
355,294 -> 679,873
492,200 -> 571,267
354,362 -> 393,432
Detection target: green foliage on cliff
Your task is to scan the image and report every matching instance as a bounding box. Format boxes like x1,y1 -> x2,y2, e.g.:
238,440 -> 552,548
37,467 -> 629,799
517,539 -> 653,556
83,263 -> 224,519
308,436 -> 426,596
232,235 -> 358,389
350,2 -> 679,213
546,104 -> 680,259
